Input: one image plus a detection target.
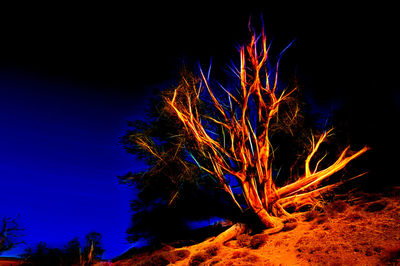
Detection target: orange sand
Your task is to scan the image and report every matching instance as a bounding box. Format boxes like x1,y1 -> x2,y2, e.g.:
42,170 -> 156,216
110,189 -> 400,265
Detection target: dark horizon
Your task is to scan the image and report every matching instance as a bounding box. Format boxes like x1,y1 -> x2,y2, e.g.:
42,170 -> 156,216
1,3 -> 399,260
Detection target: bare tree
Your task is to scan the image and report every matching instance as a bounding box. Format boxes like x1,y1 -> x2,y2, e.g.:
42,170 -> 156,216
164,28 -> 368,234
0,216 -> 24,254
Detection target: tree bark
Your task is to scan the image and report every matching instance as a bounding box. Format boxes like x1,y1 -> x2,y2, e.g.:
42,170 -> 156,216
212,223 -> 247,244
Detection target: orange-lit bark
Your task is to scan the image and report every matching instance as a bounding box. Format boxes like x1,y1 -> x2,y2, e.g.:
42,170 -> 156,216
164,28 -> 368,230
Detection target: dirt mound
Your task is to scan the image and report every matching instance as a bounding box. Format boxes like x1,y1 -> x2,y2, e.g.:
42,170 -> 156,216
112,190 -> 400,265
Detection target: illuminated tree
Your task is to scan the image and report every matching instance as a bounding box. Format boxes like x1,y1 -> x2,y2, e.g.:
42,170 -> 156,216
164,28 -> 368,231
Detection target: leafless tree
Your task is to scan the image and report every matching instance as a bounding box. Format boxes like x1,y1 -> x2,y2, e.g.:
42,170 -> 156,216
0,216 -> 24,254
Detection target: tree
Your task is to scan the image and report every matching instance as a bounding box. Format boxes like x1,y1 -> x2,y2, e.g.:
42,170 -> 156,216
119,73 -> 245,245
21,232 -> 104,265
0,216 -> 24,254
164,28 -> 368,231
83,231 -> 105,263
21,241 -> 63,266
63,237 -> 81,265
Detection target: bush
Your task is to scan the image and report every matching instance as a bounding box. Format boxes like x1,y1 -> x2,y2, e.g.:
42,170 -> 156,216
189,251 -> 212,266
326,200 -> 348,215
249,234 -> 268,249
168,249 -> 191,263
205,245 -> 220,256
365,201 -> 387,212
304,210 -> 319,221
244,254 -> 260,263
236,234 -> 251,248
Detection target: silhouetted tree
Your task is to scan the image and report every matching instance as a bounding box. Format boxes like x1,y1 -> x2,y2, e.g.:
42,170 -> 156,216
0,216 -> 24,254
21,231 -> 104,265
21,241 -> 63,266
83,231 -> 105,262
63,237 -> 81,265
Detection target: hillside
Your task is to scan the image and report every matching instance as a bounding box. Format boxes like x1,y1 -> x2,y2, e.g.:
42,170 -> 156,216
109,188 -> 400,265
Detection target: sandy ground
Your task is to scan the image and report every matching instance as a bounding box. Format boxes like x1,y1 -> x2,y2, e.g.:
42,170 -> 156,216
0,258 -> 23,266
111,188 -> 400,266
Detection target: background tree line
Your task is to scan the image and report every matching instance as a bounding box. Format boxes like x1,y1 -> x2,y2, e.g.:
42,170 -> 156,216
1,216 -> 104,266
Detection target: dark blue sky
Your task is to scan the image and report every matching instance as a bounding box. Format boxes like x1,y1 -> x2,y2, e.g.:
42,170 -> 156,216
0,3 -> 398,260
0,70 -> 153,259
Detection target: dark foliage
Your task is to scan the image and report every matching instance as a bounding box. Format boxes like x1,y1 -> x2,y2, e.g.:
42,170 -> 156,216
63,237 -> 81,265
119,70 -> 244,244
20,242 -> 62,266
20,231 -> 104,265
189,251 -> 212,266
83,231 -> 105,260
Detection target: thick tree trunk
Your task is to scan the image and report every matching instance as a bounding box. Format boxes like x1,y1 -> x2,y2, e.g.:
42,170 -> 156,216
241,179 -> 284,230
255,208 -> 282,228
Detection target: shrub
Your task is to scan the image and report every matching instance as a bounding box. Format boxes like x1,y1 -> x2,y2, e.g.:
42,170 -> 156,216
244,254 -> 260,263
304,210 -> 319,221
189,251 -> 212,266
163,249 -> 191,263
236,234 -> 251,248
249,234 -> 268,249
326,200 -> 348,215
205,245 -> 220,256
365,201 -> 387,212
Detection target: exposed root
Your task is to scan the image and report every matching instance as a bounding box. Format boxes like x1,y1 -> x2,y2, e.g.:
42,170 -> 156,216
213,223 -> 248,244
262,219 -> 285,235
174,223 -> 248,254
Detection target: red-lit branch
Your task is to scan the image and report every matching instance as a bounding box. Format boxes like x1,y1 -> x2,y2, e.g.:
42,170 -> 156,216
165,29 -> 368,229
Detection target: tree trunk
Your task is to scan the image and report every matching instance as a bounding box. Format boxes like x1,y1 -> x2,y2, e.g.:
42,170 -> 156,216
241,179 -> 284,230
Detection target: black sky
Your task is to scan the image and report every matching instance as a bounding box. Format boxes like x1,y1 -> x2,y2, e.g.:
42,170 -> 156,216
1,4 -> 397,97
0,1 -> 399,97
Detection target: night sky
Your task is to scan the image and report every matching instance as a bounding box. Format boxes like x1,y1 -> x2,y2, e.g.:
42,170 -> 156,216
1,3 -> 399,260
